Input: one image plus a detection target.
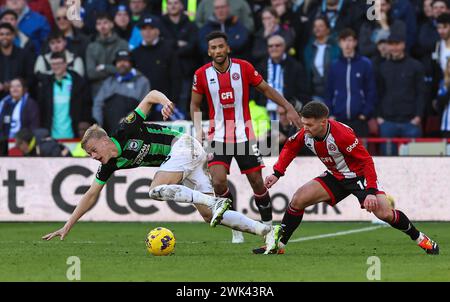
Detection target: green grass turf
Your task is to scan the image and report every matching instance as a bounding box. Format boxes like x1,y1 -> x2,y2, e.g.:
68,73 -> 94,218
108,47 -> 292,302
0,222 -> 449,281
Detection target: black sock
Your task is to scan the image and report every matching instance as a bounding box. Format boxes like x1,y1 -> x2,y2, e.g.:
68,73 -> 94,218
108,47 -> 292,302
218,189 -> 235,210
254,189 -> 272,223
389,209 -> 420,241
280,204 -> 304,245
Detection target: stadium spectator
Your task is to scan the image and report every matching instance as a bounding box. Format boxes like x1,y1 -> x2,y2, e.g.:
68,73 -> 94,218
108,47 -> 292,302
391,0 -> 418,50
0,78 -> 39,155
0,9 -> 35,54
251,7 -> 295,65
113,4 -> 133,41
34,30 -> 85,79
15,127 -> 72,157
161,0 -> 199,117
37,52 -> 91,140
161,0 -> 198,21
376,32 -> 426,155
416,0 -> 448,59
93,50 -> 150,133
0,23 -> 35,100
54,6 -> 90,60
326,29 -> 377,138
4,0 -> 51,54
196,0 -> 254,32
28,0 -> 55,28
436,58 -> 450,138
371,31 -> 391,68
86,13 -> 128,97
434,13 -> 450,72
359,0 -> 407,59
131,15 -> 180,119
198,0 -> 250,61
292,0 -> 320,58
257,35 -> 309,120
129,0 -> 150,28
270,0 -> 296,30
314,0 -> 362,38
71,120 -> 92,157
81,0 -> 110,35
303,16 -> 340,102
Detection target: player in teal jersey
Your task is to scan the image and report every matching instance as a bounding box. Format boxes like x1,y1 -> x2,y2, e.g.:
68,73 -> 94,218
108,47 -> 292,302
42,90 -> 274,244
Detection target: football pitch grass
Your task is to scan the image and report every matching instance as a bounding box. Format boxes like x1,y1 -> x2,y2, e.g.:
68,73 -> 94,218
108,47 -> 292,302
0,222 -> 449,282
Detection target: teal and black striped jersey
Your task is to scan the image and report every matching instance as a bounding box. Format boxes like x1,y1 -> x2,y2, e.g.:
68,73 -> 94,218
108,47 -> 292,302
95,108 -> 183,184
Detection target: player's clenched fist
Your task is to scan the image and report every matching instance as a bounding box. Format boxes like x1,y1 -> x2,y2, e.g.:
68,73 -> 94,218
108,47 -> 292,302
265,174 -> 279,189
363,195 -> 378,213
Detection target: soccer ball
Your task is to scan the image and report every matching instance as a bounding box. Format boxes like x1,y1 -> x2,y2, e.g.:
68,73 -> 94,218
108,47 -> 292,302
146,227 -> 176,256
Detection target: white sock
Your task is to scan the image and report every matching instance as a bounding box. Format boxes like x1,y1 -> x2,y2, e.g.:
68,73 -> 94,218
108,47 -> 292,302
149,185 -> 216,207
221,210 -> 271,236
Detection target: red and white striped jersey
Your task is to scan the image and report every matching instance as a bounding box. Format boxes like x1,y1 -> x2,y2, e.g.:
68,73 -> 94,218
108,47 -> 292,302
192,58 -> 263,143
274,120 -> 378,189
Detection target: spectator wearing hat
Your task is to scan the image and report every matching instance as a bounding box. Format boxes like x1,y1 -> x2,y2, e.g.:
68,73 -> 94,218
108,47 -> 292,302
0,9 -> 35,55
161,0 -> 199,116
92,50 -> 150,133
131,15 -> 180,119
34,30 -> 85,79
0,23 -> 35,100
359,0 -> 407,59
326,28 -> 378,138
3,0 -> 50,54
54,6 -> 90,60
376,31 -> 426,155
0,78 -> 40,155
85,13 -> 129,97
37,52 -> 91,140
114,4 -> 133,41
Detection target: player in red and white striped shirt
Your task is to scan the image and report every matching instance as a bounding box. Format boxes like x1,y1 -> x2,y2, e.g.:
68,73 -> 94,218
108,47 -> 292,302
258,101 -> 439,255
191,31 -> 302,243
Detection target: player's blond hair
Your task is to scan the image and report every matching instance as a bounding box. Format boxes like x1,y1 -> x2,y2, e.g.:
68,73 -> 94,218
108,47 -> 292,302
81,124 -> 108,150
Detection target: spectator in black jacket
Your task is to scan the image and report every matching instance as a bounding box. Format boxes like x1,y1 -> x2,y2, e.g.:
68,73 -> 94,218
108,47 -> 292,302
376,32 -> 426,155
161,0 -> 199,117
0,9 -> 35,55
257,35 -> 309,120
37,52 -> 91,139
131,16 -> 180,119
0,23 -> 35,100
114,4 -> 133,41
0,78 -> 39,155
15,128 -> 71,157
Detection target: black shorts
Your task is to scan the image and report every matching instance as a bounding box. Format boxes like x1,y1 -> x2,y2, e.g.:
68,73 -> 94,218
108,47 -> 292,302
207,140 -> 264,174
314,171 -> 385,208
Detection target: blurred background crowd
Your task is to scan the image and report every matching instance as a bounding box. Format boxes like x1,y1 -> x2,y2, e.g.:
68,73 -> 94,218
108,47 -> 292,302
1,0 -> 450,157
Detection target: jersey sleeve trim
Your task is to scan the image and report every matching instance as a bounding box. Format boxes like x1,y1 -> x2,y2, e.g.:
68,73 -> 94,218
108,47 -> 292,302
95,178 -> 106,185
111,137 -> 122,157
135,108 -> 147,120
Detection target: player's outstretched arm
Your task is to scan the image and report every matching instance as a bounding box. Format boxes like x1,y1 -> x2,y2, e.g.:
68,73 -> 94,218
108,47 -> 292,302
138,90 -> 175,120
255,80 -> 302,129
42,181 -> 104,241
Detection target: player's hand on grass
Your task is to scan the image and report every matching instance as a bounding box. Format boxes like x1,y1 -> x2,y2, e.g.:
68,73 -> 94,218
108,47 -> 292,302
265,174 -> 279,189
161,102 -> 175,121
42,226 -> 70,241
363,195 -> 378,213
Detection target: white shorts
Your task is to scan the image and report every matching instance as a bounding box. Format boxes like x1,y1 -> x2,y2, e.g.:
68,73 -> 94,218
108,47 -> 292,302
158,134 -> 213,194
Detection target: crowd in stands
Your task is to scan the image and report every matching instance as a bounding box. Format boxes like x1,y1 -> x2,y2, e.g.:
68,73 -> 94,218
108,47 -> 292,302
0,0 -> 450,157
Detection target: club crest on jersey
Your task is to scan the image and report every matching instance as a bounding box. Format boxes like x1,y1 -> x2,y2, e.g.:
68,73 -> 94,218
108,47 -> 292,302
328,143 -> 337,152
125,112 -> 136,124
125,139 -> 143,152
232,73 -> 240,81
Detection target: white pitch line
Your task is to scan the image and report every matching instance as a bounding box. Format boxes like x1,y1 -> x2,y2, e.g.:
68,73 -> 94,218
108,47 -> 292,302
290,224 -> 388,243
